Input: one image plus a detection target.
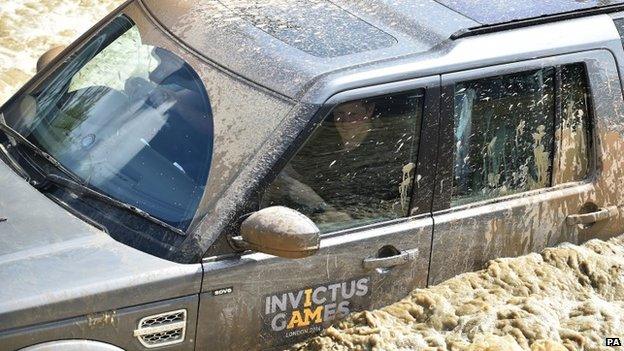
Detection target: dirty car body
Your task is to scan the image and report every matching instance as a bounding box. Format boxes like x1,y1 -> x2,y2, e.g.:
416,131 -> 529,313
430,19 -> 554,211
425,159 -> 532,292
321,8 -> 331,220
3,0 -> 624,350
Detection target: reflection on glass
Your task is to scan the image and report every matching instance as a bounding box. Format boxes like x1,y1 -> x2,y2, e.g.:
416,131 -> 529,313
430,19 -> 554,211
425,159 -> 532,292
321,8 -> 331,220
558,63 -> 591,182
452,68 -> 556,206
452,63 -> 593,206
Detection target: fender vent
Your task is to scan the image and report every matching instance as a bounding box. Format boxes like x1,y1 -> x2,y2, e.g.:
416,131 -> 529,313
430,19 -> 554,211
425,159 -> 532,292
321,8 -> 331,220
134,309 -> 187,348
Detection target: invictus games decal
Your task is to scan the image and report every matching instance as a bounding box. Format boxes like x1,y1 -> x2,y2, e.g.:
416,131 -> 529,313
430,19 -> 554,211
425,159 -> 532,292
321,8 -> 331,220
261,277 -> 371,346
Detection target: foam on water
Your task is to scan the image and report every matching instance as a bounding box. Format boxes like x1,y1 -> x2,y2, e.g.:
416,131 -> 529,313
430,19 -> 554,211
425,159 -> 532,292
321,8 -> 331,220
294,237 -> 624,350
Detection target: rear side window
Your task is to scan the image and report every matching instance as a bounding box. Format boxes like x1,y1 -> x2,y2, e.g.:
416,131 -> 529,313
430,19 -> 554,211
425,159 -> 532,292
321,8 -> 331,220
451,63 -> 591,206
556,64 -> 592,183
261,91 -> 423,233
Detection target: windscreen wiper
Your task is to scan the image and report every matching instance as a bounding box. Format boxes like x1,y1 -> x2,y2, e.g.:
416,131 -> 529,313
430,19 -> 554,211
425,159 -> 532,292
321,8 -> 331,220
0,122 -> 186,236
0,144 -> 30,180
45,173 -> 186,236
0,122 -> 82,184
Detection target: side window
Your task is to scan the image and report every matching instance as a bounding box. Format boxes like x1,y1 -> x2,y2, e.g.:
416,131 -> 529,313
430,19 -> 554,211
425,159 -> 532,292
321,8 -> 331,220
451,64 -> 591,207
261,91 -> 424,233
556,63 -> 591,183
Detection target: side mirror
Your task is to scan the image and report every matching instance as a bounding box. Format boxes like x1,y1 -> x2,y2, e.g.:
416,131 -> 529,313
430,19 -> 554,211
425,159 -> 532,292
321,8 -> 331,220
233,206 -> 320,259
36,46 -> 66,73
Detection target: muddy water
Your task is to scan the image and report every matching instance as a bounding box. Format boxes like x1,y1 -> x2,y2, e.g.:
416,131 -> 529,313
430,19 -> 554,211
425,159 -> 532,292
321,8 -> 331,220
293,236 -> 624,351
0,0 -> 124,104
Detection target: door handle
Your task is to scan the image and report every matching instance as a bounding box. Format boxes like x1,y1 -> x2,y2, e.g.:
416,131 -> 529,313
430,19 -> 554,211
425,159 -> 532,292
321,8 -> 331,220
362,248 -> 419,270
566,206 -> 619,226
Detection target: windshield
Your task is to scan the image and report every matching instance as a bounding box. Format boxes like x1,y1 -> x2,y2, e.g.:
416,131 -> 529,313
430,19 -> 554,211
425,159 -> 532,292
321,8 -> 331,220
1,15 -> 213,231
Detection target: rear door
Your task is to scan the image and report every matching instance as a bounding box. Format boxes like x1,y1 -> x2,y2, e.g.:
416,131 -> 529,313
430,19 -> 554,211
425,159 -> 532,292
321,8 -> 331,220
429,50 -> 624,285
195,76 -> 440,350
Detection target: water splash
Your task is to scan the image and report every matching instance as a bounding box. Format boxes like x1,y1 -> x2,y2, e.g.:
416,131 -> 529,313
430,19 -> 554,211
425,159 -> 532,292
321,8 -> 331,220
0,0 -> 125,104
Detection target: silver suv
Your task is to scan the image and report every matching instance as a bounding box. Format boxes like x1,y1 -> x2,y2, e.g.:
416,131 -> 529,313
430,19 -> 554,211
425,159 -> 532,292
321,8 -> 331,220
2,1 -> 624,350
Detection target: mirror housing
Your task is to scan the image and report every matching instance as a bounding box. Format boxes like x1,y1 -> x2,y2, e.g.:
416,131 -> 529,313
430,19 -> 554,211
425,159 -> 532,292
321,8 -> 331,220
233,206 -> 320,258
36,46 -> 66,73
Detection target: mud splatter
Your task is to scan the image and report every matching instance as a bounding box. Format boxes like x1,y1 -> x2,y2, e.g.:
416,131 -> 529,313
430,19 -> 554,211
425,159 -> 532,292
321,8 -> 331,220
87,310 -> 118,328
293,236 -> 624,350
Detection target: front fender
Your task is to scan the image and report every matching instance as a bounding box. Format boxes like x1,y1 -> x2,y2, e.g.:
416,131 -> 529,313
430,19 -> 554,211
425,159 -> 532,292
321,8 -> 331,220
19,340 -> 124,351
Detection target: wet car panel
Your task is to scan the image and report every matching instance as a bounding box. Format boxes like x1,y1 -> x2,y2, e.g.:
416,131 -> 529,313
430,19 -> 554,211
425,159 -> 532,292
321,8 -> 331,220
1,296 -> 199,350
0,159 -> 202,334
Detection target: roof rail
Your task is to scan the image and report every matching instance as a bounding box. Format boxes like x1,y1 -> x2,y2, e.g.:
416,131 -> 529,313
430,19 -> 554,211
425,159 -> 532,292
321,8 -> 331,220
451,3 -> 624,40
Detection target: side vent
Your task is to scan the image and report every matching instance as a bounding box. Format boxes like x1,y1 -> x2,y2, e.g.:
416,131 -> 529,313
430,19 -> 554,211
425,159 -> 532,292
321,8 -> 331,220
134,309 -> 187,348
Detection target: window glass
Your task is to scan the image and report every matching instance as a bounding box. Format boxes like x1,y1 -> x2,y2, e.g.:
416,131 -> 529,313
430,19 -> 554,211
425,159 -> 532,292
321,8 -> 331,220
451,64 -> 593,206
557,63 -> 591,182
3,16 -> 213,230
452,68 -> 556,206
261,91 -> 423,233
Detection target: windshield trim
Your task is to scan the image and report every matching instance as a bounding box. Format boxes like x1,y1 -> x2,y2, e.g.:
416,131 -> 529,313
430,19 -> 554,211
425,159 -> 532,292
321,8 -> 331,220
45,174 -> 186,236
0,122 -> 82,183
0,119 -> 187,237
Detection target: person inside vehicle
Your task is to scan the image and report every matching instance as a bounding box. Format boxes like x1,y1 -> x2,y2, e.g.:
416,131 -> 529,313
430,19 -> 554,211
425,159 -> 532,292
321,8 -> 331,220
261,100 -> 379,230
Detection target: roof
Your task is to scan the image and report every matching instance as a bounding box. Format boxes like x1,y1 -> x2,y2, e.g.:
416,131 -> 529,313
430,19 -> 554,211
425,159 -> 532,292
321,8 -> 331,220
141,0 -> 477,100
141,0 -> 624,101
437,0 -> 624,25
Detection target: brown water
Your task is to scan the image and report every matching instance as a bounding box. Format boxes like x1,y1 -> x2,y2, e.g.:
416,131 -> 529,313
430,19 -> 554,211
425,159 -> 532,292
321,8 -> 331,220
0,0 -> 124,104
293,236 -> 624,350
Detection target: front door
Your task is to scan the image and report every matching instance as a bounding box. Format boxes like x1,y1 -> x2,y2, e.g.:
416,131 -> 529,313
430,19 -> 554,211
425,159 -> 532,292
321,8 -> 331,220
195,76 -> 440,350
428,50 -> 624,285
